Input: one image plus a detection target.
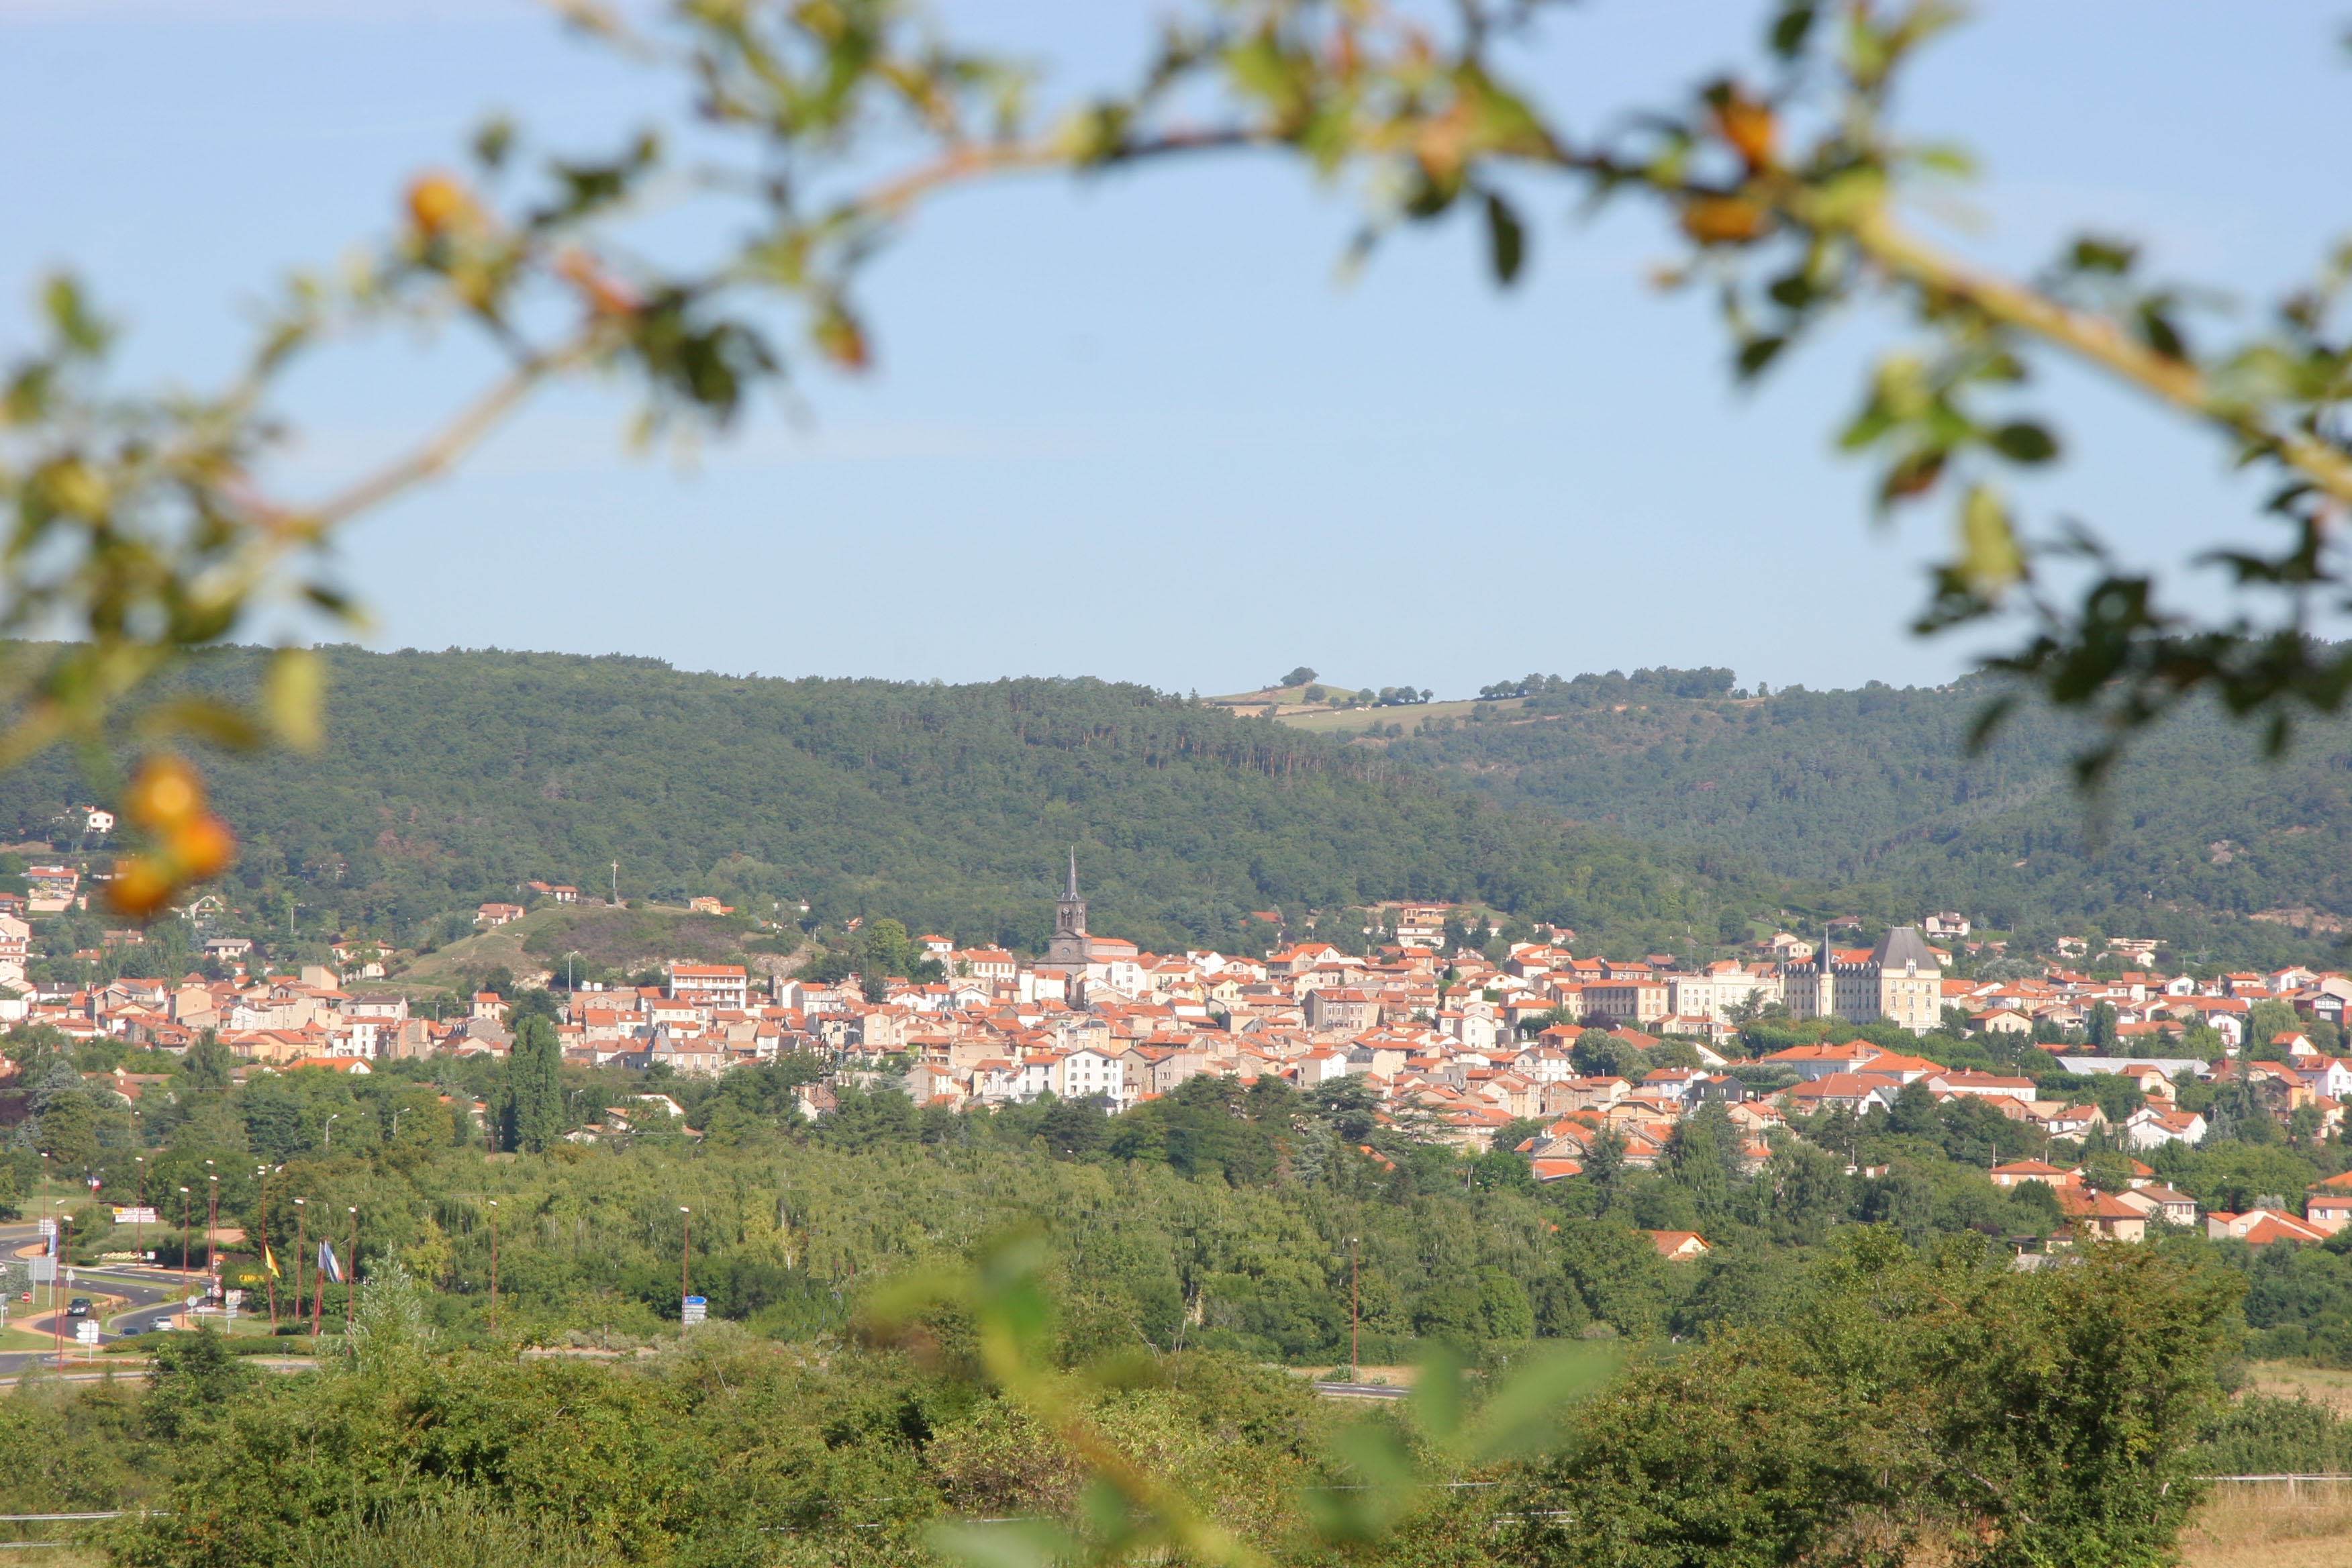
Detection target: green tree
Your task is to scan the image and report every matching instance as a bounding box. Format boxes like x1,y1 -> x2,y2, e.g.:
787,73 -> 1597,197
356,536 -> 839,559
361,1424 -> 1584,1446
1767,1142 -> 1852,1245
810,1085 -> 918,1153
1477,1268 -> 1536,1342
501,1016 -> 562,1154
34,1091 -> 99,1174
1518,1231 -> 2241,1568
1668,1113 -> 1731,1218
2247,999 -> 2303,1057
179,1032 -> 232,1091
1571,1029 -> 1643,1080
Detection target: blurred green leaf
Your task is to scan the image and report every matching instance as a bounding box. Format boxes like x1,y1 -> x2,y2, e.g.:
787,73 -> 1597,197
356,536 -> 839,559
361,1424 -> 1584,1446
263,646 -> 326,752
136,699 -> 264,752
41,274 -> 110,355
1957,485 -> 2024,595
1988,421 -> 2058,464
1471,1342 -> 1628,1463
1484,193 -> 1526,286
1737,334 -> 1787,379
927,1520 -> 1081,1568
1411,1343 -> 1465,1440
1308,1423 -> 1417,1542
1769,2 -> 1820,59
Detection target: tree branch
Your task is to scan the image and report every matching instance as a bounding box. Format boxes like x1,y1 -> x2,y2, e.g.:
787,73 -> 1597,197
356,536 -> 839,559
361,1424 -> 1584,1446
1845,205 -> 2352,507
305,332 -> 599,530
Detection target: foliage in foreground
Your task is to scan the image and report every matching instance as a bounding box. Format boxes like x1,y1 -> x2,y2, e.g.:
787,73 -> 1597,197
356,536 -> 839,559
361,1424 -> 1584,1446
0,1231 -> 2254,1568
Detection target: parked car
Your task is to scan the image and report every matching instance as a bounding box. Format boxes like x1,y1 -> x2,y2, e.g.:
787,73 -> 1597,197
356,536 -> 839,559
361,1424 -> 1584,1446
65,1297 -> 91,1317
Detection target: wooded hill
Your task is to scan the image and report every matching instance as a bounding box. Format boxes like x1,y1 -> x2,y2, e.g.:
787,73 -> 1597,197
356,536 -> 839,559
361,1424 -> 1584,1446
0,646 -> 2339,967
1346,669 -> 2352,958
0,647 -> 1783,960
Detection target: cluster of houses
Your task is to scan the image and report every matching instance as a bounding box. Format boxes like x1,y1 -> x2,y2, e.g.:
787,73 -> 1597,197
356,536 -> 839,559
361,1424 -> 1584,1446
1980,1159 -> 2352,1249
1516,1033 -> 2352,1248
11,870 -> 2352,1245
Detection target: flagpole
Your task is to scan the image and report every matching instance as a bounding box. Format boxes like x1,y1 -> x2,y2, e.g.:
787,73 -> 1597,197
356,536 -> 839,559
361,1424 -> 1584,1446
257,1167 -> 277,1332
292,1199 -> 305,1338
311,1239 -> 325,1338
346,1206 -> 358,1338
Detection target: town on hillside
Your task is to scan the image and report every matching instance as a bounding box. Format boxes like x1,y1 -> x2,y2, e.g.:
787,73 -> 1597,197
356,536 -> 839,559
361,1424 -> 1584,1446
11,859 -> 2352,1254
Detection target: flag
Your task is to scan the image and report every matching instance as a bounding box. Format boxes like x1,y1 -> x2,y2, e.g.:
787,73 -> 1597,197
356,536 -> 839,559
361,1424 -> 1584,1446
262,1245 -> 279,1279
317,1240 -> 342,1285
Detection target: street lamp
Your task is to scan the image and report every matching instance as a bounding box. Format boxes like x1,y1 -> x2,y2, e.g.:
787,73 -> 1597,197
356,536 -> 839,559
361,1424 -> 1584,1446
133,1157 -> 145,1263
485,1201 -> 498,1332
679,1208 -> 692,1326
177,1187 -> 191,1281
325,1114 -> 338,1152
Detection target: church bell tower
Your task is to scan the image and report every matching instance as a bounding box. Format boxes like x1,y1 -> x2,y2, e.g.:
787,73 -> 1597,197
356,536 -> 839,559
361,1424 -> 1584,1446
1046,849 -> 1091,969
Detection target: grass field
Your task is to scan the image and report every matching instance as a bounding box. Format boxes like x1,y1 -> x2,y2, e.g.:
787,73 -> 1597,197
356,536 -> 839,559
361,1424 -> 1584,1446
1273,696 -> 1526,737
2250,1363 -> 2352,1418
397,904 -> 799,994
2182,1480 -> 2352,1568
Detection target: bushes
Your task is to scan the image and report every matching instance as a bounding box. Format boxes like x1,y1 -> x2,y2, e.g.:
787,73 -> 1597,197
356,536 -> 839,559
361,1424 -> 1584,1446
107,1330 -> 1326,1568
2191,1393 -> 2352,1475
1514,1232 -> 2243,1568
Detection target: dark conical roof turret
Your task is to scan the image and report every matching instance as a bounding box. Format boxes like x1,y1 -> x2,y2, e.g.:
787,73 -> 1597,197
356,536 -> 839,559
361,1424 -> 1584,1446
1066,848 -> 1079,900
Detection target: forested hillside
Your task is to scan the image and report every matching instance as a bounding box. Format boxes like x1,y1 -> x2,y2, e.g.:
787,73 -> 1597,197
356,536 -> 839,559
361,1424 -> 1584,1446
1,646 -> 2341,966
0,647 -> 1780,959
1377,671 -> 2352,951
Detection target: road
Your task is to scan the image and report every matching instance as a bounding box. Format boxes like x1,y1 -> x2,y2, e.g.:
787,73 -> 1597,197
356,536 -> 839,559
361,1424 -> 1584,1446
0,1220 -> 207,1375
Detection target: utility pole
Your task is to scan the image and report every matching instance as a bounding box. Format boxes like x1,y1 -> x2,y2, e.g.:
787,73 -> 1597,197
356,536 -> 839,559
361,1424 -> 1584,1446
611,861 -> 620,906
487,1201 -> 498,1333
179,1187 -> 192,1281
132,1157 -> 144,1263
680,1207 -> 692,1323
206,1171 -> 218,1299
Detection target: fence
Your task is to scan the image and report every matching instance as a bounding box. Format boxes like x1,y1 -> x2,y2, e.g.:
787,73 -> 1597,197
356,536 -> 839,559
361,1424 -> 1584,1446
0,1511 -> 143,1552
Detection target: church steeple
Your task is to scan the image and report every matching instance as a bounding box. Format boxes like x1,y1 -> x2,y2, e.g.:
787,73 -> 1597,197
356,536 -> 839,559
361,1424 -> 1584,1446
1048,849 -> 1089,969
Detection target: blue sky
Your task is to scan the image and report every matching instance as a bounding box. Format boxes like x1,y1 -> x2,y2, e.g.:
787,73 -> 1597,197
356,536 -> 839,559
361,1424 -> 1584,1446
5,0 -> 2348,699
